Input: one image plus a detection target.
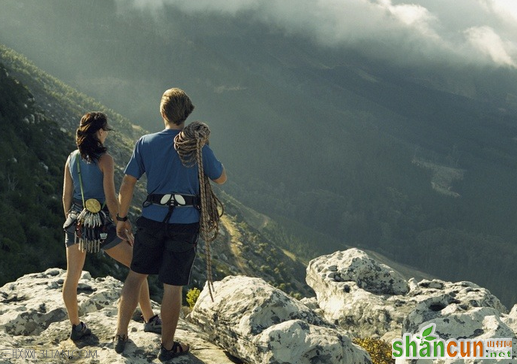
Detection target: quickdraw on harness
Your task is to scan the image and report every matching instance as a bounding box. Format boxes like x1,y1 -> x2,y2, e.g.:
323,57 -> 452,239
75,152 -> 108,253
174,121 -> 224,301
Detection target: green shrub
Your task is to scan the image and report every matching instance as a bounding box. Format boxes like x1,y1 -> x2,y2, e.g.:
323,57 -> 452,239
186,287 -> 201,310
353,337 -> 394,364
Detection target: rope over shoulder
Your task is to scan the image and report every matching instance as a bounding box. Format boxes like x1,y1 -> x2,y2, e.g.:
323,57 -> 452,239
174,121 -> 224,301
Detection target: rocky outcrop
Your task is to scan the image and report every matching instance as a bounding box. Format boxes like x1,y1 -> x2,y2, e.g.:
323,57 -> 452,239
306,248 -> 415,340
306,248 -> 517,363
189,275 -> 371,364
0,268 -> 234,364
1,248 -> 516,364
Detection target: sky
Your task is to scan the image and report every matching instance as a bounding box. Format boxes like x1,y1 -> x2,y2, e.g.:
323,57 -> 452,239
117,0 -> 517,68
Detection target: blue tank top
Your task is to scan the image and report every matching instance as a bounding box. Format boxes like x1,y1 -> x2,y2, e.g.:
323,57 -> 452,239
69,151 -> 105,204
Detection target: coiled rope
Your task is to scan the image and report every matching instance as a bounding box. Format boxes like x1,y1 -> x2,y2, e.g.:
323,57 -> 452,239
174,121 -> 223,301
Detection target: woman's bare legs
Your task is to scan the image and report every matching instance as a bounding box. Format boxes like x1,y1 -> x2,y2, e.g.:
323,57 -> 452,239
62,244 -> 87,326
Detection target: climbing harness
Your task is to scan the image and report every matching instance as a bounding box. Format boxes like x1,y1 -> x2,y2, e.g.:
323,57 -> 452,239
174,121 -> 224,301
143,193 -> 201,225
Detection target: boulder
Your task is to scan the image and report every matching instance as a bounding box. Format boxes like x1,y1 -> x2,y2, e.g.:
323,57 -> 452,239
306,248 -> 413,340
307,248 -> 516,363
189,275 -> 371,364
402,279 -> 509,336
311,249 -> 410,295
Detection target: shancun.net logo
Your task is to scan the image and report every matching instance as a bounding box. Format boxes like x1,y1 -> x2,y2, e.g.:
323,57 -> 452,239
392,323 -> 513,360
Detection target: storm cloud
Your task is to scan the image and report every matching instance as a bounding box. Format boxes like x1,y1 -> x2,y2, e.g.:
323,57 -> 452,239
117,0 -> 517,68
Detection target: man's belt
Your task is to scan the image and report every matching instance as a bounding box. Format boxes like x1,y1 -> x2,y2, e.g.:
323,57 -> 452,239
143,193 -> 200,208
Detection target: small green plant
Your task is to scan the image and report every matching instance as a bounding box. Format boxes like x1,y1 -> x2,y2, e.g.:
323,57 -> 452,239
186,287 -> 201,310
353,337 -> 395,364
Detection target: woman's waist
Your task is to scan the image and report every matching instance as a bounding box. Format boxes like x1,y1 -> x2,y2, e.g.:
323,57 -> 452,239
73,187 -> 105,201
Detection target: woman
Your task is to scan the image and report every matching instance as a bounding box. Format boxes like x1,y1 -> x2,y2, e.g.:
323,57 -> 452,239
62,112 -> 161,341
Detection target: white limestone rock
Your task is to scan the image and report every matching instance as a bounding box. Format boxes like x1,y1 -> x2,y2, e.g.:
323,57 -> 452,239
0,268 -> 237,364
399,279 -> 515,363
2,249 -> 515,364
254,319 -> 370,364
309,248 -> 409,295
403,280 -> 508,336
395,305 -> 517,363
502,304 -> 517,336
306,248 -> 413,339
306,248 -> 512,347
399,296 -> 516,364
190,275 -> 371,364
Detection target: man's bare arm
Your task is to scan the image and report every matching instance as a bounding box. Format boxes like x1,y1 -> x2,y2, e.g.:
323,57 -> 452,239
116,174 -> 138,241
212,167 -> 227,185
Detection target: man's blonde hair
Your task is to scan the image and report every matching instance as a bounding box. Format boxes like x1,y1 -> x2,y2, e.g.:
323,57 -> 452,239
160,88 -> 195,125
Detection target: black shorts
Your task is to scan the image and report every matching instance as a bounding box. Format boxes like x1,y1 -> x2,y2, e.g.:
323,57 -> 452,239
130,216 -> 199,286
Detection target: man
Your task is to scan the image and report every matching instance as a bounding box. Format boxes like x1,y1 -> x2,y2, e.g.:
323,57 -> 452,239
114,88 -> 226,360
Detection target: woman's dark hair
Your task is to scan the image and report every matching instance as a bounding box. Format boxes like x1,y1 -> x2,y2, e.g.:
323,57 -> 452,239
75,112 -> 110,162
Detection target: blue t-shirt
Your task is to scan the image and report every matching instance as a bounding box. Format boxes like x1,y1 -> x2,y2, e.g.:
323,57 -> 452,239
124,128 -> 224,223
69,150 -> 105,204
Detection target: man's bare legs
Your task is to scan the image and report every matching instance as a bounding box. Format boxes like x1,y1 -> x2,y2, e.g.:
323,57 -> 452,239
161,284 -> 188,351
116,270 -> 148,337
105,243 -> 155,321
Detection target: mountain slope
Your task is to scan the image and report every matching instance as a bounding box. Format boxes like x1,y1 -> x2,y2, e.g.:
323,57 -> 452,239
0,62 -> 73,283
0,45 -> 313,299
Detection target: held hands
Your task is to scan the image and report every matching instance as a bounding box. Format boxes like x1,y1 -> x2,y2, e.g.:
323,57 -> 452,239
116,220 -> 134,245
